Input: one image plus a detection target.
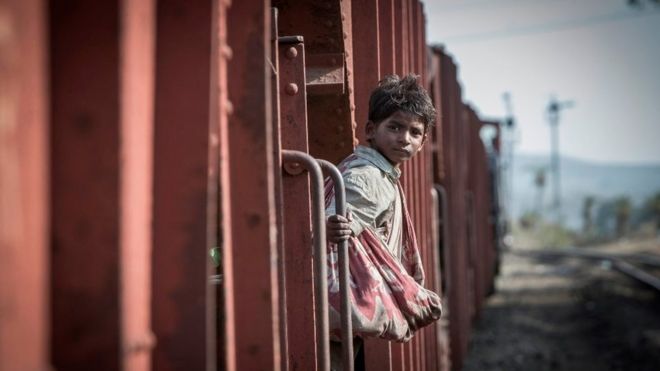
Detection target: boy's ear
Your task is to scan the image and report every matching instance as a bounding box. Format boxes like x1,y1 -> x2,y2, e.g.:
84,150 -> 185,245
365,120 -> 376,140
419,133 -> 428,148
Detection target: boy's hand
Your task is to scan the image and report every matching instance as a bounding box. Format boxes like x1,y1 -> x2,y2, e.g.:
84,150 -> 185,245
326,213 -> 353,243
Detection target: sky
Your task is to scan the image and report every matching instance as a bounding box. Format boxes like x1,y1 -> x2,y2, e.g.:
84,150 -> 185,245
424,0 -> 660,165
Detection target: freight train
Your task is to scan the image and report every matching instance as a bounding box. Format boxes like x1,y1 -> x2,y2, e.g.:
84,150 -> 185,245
1,0 -> 501,370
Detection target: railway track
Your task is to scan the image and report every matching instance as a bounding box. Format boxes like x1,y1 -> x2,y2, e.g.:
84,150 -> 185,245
516,247 -> 660,293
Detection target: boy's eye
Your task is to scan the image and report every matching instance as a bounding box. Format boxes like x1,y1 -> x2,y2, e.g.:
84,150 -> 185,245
388,125 -> 400,131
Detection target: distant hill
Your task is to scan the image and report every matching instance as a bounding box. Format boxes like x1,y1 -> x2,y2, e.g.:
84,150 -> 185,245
508,153 -> 660,230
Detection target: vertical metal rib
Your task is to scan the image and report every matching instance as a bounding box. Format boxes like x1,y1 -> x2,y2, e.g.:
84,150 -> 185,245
434,184 -> 451,291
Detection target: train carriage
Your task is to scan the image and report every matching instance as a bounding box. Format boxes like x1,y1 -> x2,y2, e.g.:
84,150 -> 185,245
1,1 -> 501,370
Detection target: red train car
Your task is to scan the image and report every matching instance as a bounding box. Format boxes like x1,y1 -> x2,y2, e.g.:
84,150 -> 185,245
1,1 -> 501,370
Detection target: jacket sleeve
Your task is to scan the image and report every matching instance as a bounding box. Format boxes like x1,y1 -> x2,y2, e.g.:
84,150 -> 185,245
326,168 -> 390,237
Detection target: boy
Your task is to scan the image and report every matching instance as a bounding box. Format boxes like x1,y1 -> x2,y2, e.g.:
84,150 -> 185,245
325,75 -> 442,365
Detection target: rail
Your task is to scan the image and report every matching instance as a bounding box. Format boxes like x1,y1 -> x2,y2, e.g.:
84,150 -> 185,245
317,159 -> 354,371
518,248 -> 660,294
434,184 -> 451,292
281,150 -> 330,371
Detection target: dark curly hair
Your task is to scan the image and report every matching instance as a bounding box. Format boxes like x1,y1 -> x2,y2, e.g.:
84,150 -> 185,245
368,74 -> 436,132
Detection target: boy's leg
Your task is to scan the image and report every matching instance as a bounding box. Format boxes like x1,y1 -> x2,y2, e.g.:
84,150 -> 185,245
330,340 -> 342,371
330,337 -> 364,371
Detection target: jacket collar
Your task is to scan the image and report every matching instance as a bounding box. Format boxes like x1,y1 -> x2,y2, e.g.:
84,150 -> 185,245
355,145 -> 402,180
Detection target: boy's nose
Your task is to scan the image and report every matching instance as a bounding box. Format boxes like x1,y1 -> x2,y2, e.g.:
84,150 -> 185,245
399,131 -> 411,144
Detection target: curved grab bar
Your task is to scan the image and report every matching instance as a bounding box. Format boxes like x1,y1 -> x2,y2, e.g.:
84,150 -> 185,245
317,159 -> 353,371
433,184 -> 451,293
281,150 -> 330,371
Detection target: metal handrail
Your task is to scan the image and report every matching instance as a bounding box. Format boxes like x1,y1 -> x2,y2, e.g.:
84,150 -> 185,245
430,188 -> 442,299
434,184 -> 451,294
317,159 -> 353,371
281,150 -> 330,371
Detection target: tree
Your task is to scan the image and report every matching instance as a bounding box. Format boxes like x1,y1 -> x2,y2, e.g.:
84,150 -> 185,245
626,0 -> 660,9
614,196 -> 632,238
534,168 -> 547,217
582,196 -> 595,234
643,191 -> 660,233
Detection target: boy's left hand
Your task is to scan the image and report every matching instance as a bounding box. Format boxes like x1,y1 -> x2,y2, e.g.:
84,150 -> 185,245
326,213 -> 352,243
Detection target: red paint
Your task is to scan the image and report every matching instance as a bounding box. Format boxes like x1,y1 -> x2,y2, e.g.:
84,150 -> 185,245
226,1 -> 281,369
0,0 -> 49,369
50,1 -> 121,368
152,1 -> 215,369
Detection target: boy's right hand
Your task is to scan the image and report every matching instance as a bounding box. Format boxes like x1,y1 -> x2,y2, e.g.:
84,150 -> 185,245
326,213 -> 352,243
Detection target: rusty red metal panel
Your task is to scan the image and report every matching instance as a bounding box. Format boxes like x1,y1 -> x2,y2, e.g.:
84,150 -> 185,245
434,50 -> 471,371
468,108 -> 488,318
391,342 -> 405,371
151,1 -> 215,370
479,122 -> 498,292
458,102 -> 475,361
464,108 -> 477,323
394,0 -> 405,75
351,0 -> 380,145
278,38 -> 318,371
226,1 -> 281,369
416,2 -> 425,82
275,0 -> 357,164
120,1 -> 156,370
429,76 -> 452,371
409,0 -> 418,77
459,102 -> 474,366
0,0 -> 49,369
364,338 -> 392,371
49,1 -> 122,368
401,340 -> 412,371
428,188 -> 443,371
422,149 -> 439,371
434,49 -> 456,371
429,50 -> 445,183
378,0 -> 395,76
471,118 -> 496,315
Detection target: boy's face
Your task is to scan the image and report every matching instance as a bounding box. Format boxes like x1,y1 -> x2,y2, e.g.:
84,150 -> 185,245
366,111 -> 426,166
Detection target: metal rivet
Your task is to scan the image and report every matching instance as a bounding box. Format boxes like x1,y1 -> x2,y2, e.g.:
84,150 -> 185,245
124,332 -> 157,354
345,51 -> 350,58
283,162 -> 304,175
325,20 -> 333,28
285,83 -> 299,95
331,58 -> 337,65
343,32 -> 348,40
338,141 -> 346,147
341,13 -> 346,21
286,47 -> 298,59
222,45 -> 233,60
336,108 -> 343,115
226,100 -> 234,115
